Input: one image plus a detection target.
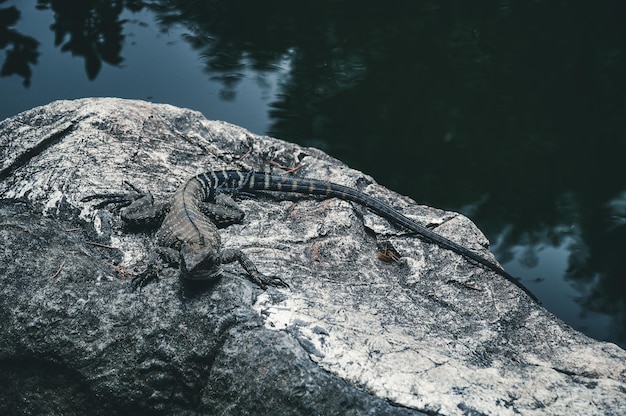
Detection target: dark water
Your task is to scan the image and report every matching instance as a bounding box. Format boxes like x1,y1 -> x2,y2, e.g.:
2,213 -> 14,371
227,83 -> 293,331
1,0 -> 625,348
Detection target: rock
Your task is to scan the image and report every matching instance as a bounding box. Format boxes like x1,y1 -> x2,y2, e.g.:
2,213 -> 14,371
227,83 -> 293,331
0,98 -> 624,415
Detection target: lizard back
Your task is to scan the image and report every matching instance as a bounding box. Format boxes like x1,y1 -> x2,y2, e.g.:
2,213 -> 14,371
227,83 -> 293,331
189,170 -> 537,301
158,177 -> 220,250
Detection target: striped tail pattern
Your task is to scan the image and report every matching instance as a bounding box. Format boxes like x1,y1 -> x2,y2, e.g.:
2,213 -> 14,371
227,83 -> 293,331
191,170 -> 537,301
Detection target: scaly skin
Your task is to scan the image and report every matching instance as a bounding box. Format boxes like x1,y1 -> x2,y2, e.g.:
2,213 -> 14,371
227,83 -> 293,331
154,170 -> 536,301
85,169 -> 537,301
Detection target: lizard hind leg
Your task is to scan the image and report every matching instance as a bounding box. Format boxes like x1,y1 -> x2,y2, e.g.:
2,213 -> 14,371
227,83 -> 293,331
82,182 -> 166,229
199,194 -> 245,227
220,248 -> 289,289
119,191 -> 166,228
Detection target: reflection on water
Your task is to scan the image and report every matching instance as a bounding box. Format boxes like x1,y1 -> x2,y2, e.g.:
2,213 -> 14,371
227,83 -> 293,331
35,0 -> 134,79
500,235 -> 616,342
493,188 -> 626,345
0,1 -> 38,86
1,0 -> 625,348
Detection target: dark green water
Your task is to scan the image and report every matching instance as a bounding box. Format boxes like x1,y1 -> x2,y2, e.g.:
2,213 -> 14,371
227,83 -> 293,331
1,0 -> 625,348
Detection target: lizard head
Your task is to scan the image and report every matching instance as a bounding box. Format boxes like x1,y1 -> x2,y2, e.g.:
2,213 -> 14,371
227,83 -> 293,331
179,243 -> 222,280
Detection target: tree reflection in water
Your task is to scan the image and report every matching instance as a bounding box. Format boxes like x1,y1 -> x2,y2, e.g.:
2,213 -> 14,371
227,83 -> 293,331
0,2 -> 39,86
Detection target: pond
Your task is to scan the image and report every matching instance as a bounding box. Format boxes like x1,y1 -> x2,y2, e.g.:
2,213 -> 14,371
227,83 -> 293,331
1,0 -> 625,348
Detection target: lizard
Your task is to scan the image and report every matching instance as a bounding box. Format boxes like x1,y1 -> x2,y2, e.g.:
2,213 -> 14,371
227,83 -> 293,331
84,169 -> 538,301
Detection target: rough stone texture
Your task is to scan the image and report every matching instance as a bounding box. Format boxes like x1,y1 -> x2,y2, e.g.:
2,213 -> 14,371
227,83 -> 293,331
0,98 -> 625,415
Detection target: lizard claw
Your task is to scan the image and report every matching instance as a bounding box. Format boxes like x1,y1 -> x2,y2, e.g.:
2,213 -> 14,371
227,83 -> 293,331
253,273 -> 289,289
266,275 -> 290,289
81,192 -> 143,209
81,182 -> 148,210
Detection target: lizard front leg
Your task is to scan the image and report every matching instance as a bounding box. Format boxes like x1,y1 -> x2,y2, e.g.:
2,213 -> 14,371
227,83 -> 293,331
175,241 -> 289,289
221,248 -> 289,289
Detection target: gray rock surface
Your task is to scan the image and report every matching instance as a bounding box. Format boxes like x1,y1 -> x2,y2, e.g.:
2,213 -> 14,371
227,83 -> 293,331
0,98 -> 625,415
